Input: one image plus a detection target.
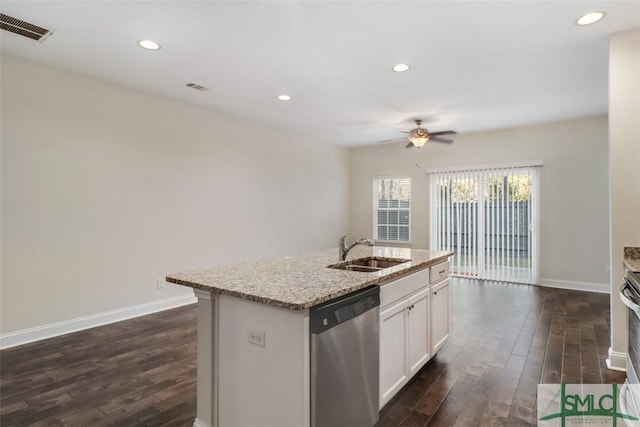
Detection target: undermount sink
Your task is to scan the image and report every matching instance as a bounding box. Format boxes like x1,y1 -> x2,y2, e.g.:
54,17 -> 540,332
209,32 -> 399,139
328,257 -> 411,273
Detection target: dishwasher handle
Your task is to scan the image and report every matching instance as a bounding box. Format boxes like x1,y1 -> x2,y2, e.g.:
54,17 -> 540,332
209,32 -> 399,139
310,285 -> 380,334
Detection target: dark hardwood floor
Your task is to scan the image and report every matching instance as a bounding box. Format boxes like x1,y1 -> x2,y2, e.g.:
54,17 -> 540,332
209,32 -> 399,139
1,304 -> 198,426
1,279 -> 625,426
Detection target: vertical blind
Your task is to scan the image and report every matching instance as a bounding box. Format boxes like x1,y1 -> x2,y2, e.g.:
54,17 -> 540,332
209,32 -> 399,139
373,177 -> 411,242
429,164 -> 540,284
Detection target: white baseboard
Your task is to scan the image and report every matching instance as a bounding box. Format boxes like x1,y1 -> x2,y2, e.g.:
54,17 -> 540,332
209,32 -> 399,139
539,278 -> 610,294
607,346 -> 628,372
193,419 -> 209,427
0,292 -> 197,350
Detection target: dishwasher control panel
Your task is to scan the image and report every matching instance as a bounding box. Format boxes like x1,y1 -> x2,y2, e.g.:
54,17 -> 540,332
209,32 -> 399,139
310,286 -> 380,334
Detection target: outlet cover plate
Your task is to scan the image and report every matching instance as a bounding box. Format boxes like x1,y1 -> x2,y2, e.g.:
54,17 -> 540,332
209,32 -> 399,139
247,328 -> 265,347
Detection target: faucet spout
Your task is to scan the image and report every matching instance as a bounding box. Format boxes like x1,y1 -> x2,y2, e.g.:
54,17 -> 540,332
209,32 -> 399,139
339,234 -> 374,261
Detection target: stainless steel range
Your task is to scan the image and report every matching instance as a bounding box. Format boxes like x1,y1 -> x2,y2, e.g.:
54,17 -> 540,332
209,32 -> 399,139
620,271 -> 640,388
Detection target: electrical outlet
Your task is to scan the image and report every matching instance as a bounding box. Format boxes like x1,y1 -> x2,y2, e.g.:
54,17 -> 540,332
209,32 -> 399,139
157,278 -> 166,289
247,328 -> 265,347
606,266 -> 611,275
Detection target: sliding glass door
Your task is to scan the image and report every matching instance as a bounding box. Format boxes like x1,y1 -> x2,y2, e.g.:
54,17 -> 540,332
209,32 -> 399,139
429,165 -> 540,284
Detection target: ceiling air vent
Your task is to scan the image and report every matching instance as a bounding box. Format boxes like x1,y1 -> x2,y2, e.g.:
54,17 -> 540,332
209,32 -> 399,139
0,13 -> 53,42
186,82 -> 209,92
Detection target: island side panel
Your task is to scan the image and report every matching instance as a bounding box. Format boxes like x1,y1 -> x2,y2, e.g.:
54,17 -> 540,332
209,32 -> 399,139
193,289 -> 218,427
217,294 -> 310,427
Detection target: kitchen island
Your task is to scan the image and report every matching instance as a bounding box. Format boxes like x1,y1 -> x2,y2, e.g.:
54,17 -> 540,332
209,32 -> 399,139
167,246 -> 452,427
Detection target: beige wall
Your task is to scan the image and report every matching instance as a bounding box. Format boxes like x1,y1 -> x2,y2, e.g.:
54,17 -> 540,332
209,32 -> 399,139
350,116 -> 610,288
608,29 -> 640,369
0,55 -> 349,334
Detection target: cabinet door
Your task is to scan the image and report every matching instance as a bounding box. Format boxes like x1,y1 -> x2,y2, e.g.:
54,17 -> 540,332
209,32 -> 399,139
430,278 -> 450,355
407,287 -> 430,376
379,300 -> 407,409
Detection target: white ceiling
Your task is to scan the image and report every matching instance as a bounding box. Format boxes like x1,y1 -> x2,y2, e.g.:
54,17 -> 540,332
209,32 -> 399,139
1,1 -> 639,147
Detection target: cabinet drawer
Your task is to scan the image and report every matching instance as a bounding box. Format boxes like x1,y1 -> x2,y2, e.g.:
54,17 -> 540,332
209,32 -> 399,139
429,261 -> 450,283
380,269 -> 429,308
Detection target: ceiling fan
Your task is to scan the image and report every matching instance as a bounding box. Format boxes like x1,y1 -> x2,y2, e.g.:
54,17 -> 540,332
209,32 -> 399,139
403,119 -> 457,148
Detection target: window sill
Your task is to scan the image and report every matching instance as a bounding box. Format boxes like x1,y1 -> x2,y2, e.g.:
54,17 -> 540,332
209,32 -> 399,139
373,240 -> 413,245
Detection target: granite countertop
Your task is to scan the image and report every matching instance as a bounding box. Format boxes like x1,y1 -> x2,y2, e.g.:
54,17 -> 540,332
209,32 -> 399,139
625,247 -> 640,272
166,246 -> 453,310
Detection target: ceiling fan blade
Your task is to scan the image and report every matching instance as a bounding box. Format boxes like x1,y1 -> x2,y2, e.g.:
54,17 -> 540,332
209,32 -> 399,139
405,142 -> 415,148
378,137 -> 408,144
400,131 -> 410,134
430,136 -> 454,143
429,130 -> 457,136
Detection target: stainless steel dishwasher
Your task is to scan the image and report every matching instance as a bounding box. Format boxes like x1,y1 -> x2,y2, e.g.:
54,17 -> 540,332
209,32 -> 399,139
310,285 -> 380,427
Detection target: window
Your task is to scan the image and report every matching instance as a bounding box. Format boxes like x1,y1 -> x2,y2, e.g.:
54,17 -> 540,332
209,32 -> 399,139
373,177 -> 411,242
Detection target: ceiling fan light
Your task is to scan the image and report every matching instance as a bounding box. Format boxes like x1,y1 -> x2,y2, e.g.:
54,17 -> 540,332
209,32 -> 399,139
409,136 -> 428,147
409,129 -> 429,148
409,129 -> 429,147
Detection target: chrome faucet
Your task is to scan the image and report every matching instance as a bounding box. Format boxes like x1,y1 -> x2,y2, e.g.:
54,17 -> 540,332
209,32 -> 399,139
339,233 -> 374,261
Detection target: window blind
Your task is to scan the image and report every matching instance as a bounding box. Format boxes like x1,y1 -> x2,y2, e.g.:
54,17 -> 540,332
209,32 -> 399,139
429,164 -> 540,284
373,177 -> 411,242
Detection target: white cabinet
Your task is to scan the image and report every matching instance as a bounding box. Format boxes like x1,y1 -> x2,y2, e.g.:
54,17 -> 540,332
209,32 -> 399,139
379,260 -> 451,410
379,269 -> 431,409
379,299 -> 408,407
407,287 -> 430,376
430,278 -> 450,355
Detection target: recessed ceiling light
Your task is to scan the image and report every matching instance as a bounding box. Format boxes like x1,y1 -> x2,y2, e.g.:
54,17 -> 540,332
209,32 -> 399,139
278,95 -> 291,101
576,11 -> 605,26
392,63 -> 411,72
138,40 -> 161,50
